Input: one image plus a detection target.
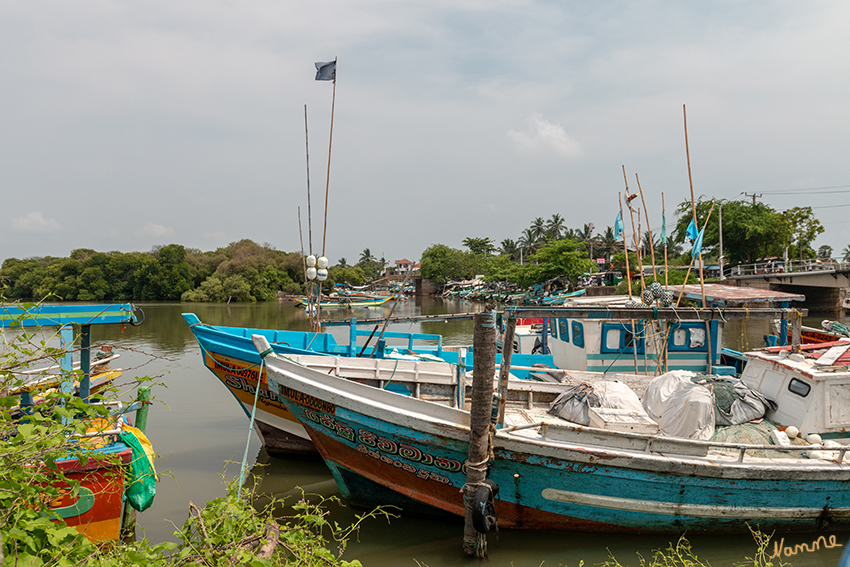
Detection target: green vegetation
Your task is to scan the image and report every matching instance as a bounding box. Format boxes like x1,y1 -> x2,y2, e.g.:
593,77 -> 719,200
0,240 -> 304,303
673,199 -> 825,265
1,307 -> 377,566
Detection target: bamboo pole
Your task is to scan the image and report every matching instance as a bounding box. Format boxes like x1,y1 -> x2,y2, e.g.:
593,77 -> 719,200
304,105 -> 313,256
622,166 -> 643,296
497,316 -> 516,426
683,104 -> 711,372
636,174 -> 658,280
321,57 -> 337,258
618,193 -> 632,299
619,187 -> 640,374
662,192 -> 669,372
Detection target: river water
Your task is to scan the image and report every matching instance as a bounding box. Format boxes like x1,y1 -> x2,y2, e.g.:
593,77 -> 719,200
92,300 -> 846,566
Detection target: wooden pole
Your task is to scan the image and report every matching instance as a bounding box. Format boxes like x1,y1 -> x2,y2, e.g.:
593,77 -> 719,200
321,57 -> 337,258
662,192 -> 669,372
622,166 -> 643,295
683,104 -> 711,372
618,194 -> 632,299
463,307 -> 497,558
636,174 -> 658,280
497,316 -> 516,426
304,105 -> 313,256
135,386 -> 151,434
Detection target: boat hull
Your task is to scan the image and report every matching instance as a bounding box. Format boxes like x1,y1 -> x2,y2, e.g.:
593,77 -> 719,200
263,350 -> 850,534
50,444 -> 133,542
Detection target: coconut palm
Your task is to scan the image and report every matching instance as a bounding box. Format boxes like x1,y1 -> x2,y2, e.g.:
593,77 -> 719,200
500,238 -> 519,261
518,228 -> 538,257
530,217 -> 547,243
599,226 -> 618,263
359,249 -> 375,264
843,245 -> 850,263
546,214 -> 566,240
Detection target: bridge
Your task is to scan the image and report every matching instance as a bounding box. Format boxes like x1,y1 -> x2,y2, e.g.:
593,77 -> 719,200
726,259 -> 850,311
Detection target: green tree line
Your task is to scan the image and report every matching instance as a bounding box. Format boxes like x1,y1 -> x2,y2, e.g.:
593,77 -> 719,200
0,240 -> 305,303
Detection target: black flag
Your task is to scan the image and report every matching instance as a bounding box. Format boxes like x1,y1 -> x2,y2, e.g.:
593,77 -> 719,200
315,61 -> 336,81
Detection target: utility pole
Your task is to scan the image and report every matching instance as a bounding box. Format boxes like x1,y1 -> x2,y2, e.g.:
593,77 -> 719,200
744,192 -> 762,204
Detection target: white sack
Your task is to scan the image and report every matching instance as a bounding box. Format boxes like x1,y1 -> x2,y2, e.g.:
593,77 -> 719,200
549,381 -> 645,425
657,380 -> 715,440
642,370 -> 697,421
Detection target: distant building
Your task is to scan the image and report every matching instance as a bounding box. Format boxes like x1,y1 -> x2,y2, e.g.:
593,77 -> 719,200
395,258 -> 415,274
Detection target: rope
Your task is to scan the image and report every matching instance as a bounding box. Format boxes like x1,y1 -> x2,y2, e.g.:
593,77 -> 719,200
381,358 -> 400,389
237,357 -> 265,499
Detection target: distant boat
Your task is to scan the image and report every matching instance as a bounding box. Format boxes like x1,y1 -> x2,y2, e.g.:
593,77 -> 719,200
296,296 -> 393,308
254,332 -> 850,534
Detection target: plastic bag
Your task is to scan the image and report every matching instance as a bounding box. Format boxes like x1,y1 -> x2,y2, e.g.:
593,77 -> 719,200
119,425 -> 157,512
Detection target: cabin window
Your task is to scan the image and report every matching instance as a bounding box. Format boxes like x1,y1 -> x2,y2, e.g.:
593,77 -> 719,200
788,378 -> 811,398
667,323 -> 708,352
571,322 -> 585,348
601,323 -> 644,354
558,319 -> 569,343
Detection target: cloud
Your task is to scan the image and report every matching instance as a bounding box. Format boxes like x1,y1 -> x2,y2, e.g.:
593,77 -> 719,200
11,211 -> 61,233
137,222 -> 175,238
506,114 -> 582,158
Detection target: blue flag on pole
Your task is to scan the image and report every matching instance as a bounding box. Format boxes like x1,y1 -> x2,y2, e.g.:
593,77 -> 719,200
686,218 -> 699,242
691,226 -> 706,258
660,213 -> 667,246
614,212 -> 624,240
315,61 -> 336,81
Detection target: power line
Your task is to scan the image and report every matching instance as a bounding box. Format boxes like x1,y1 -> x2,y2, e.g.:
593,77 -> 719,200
758,184 -> 850,195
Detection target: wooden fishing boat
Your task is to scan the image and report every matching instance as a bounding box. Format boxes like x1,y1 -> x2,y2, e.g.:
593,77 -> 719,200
296,296 -> 392,308
253,332 -> 850,534
183,313 -> 554,453
545,285 -> 805,375
2,303 -> 153,543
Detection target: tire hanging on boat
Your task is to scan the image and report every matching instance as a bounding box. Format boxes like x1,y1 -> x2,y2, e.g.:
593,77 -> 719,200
472,479 -> 500,535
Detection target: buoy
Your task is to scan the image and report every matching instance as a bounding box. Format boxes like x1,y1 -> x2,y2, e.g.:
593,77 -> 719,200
785,426 -> 799,439
807,433 -> 823,445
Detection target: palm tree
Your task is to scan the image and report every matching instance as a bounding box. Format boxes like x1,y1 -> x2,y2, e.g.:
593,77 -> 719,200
518,228 -> 537,260
599,226 -> 618,263
546,214 -> 565,240
641,231 -> 659,263
463,237 -> 495,256
338,257 -> 348,268
530,217 -> 547,243
575,224 -> 595,259
500,238 -> 519,261
359,249 -> 374,264
843,245 -> 850,263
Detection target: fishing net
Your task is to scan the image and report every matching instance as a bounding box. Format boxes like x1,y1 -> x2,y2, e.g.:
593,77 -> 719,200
711,420 -> 809,459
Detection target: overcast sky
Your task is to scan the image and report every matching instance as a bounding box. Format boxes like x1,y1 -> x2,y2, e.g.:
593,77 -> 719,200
3,1 -> 849,266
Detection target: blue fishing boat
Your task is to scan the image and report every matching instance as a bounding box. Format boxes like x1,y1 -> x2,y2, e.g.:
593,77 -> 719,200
295,296 -> 392,308
183,313 -> 554,453
253,331 -> 850,534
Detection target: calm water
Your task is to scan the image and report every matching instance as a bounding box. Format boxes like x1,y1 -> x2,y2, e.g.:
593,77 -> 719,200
91,300 -> 846,566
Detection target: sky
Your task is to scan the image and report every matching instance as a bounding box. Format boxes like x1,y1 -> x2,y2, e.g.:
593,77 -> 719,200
2,1 -> 850,266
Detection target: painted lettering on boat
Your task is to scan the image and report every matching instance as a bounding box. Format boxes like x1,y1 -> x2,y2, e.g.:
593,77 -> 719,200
218,359 -> 336,414
303,409 -> 463,483
770,535 -> 842,558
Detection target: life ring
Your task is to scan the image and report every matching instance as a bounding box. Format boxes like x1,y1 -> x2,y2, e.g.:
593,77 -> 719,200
471,479 -> 500,534
129,306 -> 145,326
